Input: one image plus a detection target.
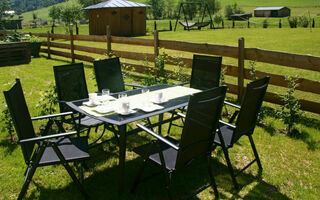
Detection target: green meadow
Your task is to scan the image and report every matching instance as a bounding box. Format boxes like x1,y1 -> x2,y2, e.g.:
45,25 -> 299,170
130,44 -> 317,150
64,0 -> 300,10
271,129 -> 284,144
0,0 -> 319,199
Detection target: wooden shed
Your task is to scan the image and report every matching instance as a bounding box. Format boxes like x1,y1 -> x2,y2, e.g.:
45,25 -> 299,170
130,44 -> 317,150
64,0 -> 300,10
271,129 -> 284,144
84,0 -> 150,36
254,7 -> 290,17
230,13 -> 252,21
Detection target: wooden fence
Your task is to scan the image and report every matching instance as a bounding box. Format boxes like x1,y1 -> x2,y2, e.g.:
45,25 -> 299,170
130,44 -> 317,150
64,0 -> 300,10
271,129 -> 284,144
0,42 -> 30,67
30,27 -> 320,114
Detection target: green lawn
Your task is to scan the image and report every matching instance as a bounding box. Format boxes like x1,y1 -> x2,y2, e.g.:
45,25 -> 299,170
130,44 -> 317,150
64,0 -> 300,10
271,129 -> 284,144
0,54 -> 319,200
2,13 -> 320,199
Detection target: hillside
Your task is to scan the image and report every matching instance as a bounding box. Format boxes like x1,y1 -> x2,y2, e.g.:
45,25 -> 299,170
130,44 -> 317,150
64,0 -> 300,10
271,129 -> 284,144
21,0 -> 320,25
10,0 -> 66,14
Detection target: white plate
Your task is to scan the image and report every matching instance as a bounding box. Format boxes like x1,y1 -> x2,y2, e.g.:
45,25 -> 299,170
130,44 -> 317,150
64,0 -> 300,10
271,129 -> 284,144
139,104 -> 164,112
152,98 -> 168,104
96,95 -> 116,102
93,106 -> 114,114
83,101 -> 97,107
115,109 -> 136,116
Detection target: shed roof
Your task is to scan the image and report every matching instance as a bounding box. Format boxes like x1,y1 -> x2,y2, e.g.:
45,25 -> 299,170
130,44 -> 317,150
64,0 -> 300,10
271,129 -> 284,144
254,7 -> 288,11
84,0 -> 150,10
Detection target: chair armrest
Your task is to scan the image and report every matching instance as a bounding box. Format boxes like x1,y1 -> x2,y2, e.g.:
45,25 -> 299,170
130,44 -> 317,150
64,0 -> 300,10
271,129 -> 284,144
174,81 -> 190,86
219,120 -> 236,129
177,112 -> 186,118
137,124 -> 179,151
19,131 -> 78,144
31,111 -> 73,121
224,101 -> 241,109
124,83 -> 144,88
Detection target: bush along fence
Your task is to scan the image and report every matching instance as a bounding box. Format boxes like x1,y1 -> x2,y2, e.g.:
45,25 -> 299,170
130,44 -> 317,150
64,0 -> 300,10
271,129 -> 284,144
30,26 -> 320,115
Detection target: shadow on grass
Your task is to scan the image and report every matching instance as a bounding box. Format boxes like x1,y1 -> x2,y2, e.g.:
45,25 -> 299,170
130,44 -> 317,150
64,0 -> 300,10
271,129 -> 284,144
24,146 -> 290,200
0,138 -> 18,155
287,130 -> 320,151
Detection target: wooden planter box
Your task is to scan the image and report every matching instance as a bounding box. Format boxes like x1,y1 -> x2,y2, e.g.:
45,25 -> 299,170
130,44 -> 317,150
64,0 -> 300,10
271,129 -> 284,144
0,42 -> 31,67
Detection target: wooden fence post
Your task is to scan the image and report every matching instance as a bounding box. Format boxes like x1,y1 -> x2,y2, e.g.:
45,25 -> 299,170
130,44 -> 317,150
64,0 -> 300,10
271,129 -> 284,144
154,30 -> 159,67
238,37 -> 245,101
106,25 -> 112,57
70,29 -> 75,63
47,31 -> 51,59
154,21 -> 157,31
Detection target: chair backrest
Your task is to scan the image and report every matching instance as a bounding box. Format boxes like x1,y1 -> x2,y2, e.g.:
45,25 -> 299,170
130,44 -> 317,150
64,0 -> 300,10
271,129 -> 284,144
53,63 -> 89,112
190,54 -> 222,90
232,77 -> 270,144
175,86 -> 227,169
3,79 -> 35,163
93,57 -> 125,93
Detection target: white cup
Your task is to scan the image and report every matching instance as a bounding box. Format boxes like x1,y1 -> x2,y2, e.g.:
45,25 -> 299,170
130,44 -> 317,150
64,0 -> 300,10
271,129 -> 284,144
155,92 -> 163,102
88,93 -> 97,104
121,101 -> 130,113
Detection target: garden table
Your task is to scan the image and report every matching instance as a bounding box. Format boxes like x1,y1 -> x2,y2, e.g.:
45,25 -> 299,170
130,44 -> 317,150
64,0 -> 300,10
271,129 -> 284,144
66,84 -> 201,194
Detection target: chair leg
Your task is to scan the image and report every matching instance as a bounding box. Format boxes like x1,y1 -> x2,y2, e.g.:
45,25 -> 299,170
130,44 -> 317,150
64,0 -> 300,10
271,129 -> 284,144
19,144 -> 47,200
248,135 -> 262,170
221,145 -> 238,189
163,171 -> 173,200
167,112 -> 175,135
207,155 -> 219,198
131,158 -> 149,193
18,164 -> 37,200
51,143 -> 88,199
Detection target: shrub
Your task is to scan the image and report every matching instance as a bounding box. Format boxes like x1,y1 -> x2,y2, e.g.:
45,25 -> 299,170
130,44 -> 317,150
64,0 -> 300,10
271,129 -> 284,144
142,51 -> 169,86
298,16 -> 309,28
288,16 -> 298,28
263,19 -> 268,28
277,76 -> 303,134
213,13 -> 223,27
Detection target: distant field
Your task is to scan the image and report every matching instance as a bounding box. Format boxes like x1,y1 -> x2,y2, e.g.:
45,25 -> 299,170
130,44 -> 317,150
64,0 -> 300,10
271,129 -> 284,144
21,0 -> 320,25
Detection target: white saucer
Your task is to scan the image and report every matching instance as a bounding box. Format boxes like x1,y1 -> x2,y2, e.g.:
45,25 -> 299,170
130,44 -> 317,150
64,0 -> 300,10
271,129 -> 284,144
93,106 -> 114,114
139,104 -> 164,112
115,109 -> 136,115
83,101 -> 97,107
152,98 -> 168,104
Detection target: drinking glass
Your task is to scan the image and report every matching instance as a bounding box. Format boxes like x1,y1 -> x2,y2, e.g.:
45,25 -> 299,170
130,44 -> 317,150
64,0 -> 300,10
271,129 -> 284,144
141,88 -> 150,94
118,92 -> 127,99
102,89 -> 110,96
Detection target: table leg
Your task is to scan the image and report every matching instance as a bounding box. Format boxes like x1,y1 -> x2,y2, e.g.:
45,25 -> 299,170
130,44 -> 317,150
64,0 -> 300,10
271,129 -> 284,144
158,113 -> 164,136
118,124 -> 127,194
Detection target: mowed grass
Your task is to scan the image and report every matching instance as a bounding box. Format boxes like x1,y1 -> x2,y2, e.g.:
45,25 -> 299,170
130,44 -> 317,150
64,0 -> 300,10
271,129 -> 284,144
0,54 -> 319,200
20,25 -> 320,108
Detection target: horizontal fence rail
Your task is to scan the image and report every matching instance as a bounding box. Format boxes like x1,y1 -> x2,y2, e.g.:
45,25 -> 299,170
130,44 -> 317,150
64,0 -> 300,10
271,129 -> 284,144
31,27 -> 320,114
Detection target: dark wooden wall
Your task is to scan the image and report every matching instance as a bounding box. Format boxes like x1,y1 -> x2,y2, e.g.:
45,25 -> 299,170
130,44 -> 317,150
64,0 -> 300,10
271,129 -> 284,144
88,7 -> 146,36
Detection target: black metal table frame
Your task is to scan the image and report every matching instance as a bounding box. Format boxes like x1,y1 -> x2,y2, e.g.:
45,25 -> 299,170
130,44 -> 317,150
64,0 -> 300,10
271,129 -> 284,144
66,84 -> 190,194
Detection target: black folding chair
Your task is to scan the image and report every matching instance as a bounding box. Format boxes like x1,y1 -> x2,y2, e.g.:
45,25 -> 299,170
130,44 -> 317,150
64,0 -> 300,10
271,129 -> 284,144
214,77 -> 270,189
53,63 -> 108,146
131,86 -> 227,199
167,54 -> 222,134
3,79 -> 89,200
93,57 -> 143,93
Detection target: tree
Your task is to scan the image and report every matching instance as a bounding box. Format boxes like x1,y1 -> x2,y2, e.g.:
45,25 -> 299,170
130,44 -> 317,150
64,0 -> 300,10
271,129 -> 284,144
60,0 -> 83,33
204,0 -> 221,15
32,12 -> 38,27
147,0 -> 165,20
225,3 -> 244,19
0,0 -> 10,25
49,5 -> 61,26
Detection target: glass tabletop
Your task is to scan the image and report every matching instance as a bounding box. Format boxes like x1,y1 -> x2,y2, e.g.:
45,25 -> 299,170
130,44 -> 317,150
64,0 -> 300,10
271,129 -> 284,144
66,84 -> 199,126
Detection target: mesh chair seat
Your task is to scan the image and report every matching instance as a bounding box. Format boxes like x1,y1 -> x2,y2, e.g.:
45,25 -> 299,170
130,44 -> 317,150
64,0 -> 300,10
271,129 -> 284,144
214,124 -> 234,148
39,137 -> 89,166
134,136 -> 179,171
